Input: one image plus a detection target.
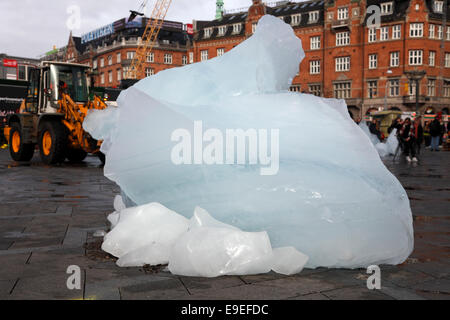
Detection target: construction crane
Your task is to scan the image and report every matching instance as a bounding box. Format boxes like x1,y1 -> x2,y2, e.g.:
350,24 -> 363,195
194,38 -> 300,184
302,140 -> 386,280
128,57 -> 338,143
127,0 -> 173,80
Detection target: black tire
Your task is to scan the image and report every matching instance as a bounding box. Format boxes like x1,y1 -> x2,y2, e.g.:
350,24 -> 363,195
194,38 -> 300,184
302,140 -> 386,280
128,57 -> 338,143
38,121 -> 67,165
66,148 -> 87,163
9,122 -> 35,162
97,152 -> 106,166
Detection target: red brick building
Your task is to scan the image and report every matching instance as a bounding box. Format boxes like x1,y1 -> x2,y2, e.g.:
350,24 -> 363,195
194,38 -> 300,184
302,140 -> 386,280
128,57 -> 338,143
63,18 -> 192,88
193,0 -> 450,118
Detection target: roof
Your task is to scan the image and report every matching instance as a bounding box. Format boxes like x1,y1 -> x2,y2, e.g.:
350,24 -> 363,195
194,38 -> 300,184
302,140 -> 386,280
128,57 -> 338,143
195,0 -> 324,41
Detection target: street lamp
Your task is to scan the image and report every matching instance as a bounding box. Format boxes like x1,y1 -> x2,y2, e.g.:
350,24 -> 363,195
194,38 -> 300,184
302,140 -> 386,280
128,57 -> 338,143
404,70 -> 426,116
384,69 -> 393,111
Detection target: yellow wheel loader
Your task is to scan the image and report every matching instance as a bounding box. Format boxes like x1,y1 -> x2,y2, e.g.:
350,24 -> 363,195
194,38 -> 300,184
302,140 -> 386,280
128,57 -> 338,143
3,61 -> 107,165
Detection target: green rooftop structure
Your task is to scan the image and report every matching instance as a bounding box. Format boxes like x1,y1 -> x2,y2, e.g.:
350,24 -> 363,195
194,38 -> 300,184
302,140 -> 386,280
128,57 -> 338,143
216,0 -> 224,20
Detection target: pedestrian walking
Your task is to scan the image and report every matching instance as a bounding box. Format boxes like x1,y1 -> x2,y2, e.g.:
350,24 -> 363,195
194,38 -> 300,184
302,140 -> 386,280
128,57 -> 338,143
430,116 -> 443,151
400,118 -> 418,162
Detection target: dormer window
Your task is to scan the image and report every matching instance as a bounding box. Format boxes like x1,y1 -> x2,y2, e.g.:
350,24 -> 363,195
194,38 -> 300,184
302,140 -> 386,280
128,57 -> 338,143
434,1 -> 443,13
309,11 -> 319,23
218,25 -> 227,36
291,14 -> 301,26
232,23 -> 242,34
204,28 -> 212,38
381,2 -> 393,15
337,7 -> 349,20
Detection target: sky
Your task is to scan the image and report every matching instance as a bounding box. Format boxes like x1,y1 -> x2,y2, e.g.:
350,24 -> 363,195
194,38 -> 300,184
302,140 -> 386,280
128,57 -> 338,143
0,0 -> 305,59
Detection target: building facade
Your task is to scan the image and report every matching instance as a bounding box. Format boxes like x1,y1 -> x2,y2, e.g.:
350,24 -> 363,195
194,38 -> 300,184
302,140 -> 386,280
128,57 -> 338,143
0,53 -> 40,81
59,17 -> 192,88
193,0 -> 450,118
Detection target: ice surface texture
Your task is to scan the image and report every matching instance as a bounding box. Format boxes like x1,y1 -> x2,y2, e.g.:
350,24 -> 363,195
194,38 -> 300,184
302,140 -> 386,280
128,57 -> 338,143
85,15 -> 413,269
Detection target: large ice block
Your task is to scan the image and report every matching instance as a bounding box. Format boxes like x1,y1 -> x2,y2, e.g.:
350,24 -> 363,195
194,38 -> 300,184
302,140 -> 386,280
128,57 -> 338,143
85,15 -> 413,270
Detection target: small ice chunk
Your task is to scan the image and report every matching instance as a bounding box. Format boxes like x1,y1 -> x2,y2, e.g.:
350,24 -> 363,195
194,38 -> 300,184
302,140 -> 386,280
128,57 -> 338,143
271,247 -> 309,275
116,243 -> 170,267
168,207 -> 273,277
102,202 -> 189,263
107,211 -> 120,229
114,195 -> 126,211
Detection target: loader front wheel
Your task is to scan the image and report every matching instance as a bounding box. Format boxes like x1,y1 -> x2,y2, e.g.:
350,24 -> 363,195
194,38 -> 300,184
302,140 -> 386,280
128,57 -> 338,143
9,123 -> 35,162
38,121 -> 67,165
66,148 -> 87,163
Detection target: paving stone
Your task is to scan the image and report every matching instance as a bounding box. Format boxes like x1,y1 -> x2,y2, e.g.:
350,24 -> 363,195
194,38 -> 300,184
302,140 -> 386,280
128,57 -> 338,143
120,278 -> 190,300
0,279 -> 16,297
9,273 -> 84,300
322,286 -> 394,300
180,276 -> 245,294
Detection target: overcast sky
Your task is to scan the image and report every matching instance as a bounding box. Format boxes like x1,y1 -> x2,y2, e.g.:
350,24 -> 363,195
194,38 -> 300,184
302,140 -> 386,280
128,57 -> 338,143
0,0 -> 305,59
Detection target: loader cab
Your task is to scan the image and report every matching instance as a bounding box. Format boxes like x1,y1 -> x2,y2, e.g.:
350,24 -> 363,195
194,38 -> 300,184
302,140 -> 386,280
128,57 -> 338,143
24,62 -> 90,114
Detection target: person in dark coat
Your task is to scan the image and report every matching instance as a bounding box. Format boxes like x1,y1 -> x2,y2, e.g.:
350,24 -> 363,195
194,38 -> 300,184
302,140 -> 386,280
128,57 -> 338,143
412,116 -> 424,156
369,119 -> 382,142
430,116 -> 443,151
400,118 -> 418,162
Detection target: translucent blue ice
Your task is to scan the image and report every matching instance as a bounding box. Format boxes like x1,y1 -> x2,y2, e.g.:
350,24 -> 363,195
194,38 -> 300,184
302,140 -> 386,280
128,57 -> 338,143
84,15 -> 413,269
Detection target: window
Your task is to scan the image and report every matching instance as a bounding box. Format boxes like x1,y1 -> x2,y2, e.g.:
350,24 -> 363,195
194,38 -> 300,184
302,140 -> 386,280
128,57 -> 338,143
93,59 -> 98,69
310,60 -> 321,74
127,51 -> 136,60
392,25 -> 401,39
389,79 -> 400,97
408,81 -> 418,96
100,58 -> 104,68
429,51 -> 436,66
390,52 -> 400,67
201,50 -> 208,61
429,24 -> 435,38
368,80 -> 378,98
428,79 -> 436,96
335,56 -> 350,72
108,70 -> 112,83
18,66 -> 26,80
189,52 -> 194,64
444,80 -> 450,97
204,28 -> 212,38
437,25 -> 443,39
123,67 -> 129,79
145,68 -> 154,77
369,54 -> 378,69
447,26 -> 450,40
309,11 -> 319,23
380,26 -> 389,41
368,28 -> 377,42
217,48 -> 225,57
309,84 -> 321,96
446,53 -> 450,67
100,73 -> 105,84
381,2 -> 393,15
146,52 -> 154,63
164,53 -> 172,64
410,23 -> 423,37
252,22 -> 257,33
409,50 -> 423,65
117,53 -> 121,64
336,32 -> 350,46
434,0 -> 444,13
108,56 -> 112,66
310,36 -> 321,50
334,82 -> 351,99
218,26 -> 227,36
182,55 -> 188,65
291,14 -> 301,26
117,68 -> 121,81
290,85 -> 301,92
337,8 -> 349,20
232,23 -> 242,34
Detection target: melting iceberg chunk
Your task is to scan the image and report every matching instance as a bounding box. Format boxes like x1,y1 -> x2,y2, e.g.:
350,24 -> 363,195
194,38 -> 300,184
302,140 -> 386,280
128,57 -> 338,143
85,15 -> 413,271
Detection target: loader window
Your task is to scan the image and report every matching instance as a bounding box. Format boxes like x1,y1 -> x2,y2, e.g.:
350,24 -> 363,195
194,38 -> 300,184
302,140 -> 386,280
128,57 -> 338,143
50,65 -> 89,103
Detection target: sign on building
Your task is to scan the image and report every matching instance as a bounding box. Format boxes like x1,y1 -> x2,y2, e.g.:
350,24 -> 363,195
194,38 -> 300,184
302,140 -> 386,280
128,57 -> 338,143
81,24 -> 115,44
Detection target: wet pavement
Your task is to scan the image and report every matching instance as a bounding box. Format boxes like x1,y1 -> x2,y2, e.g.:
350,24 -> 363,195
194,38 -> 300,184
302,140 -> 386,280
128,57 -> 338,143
0,148 -> 448,300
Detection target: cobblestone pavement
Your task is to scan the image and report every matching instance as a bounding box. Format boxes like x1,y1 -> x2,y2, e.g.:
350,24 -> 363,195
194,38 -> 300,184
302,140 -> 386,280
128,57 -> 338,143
0,148 -> 448,300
